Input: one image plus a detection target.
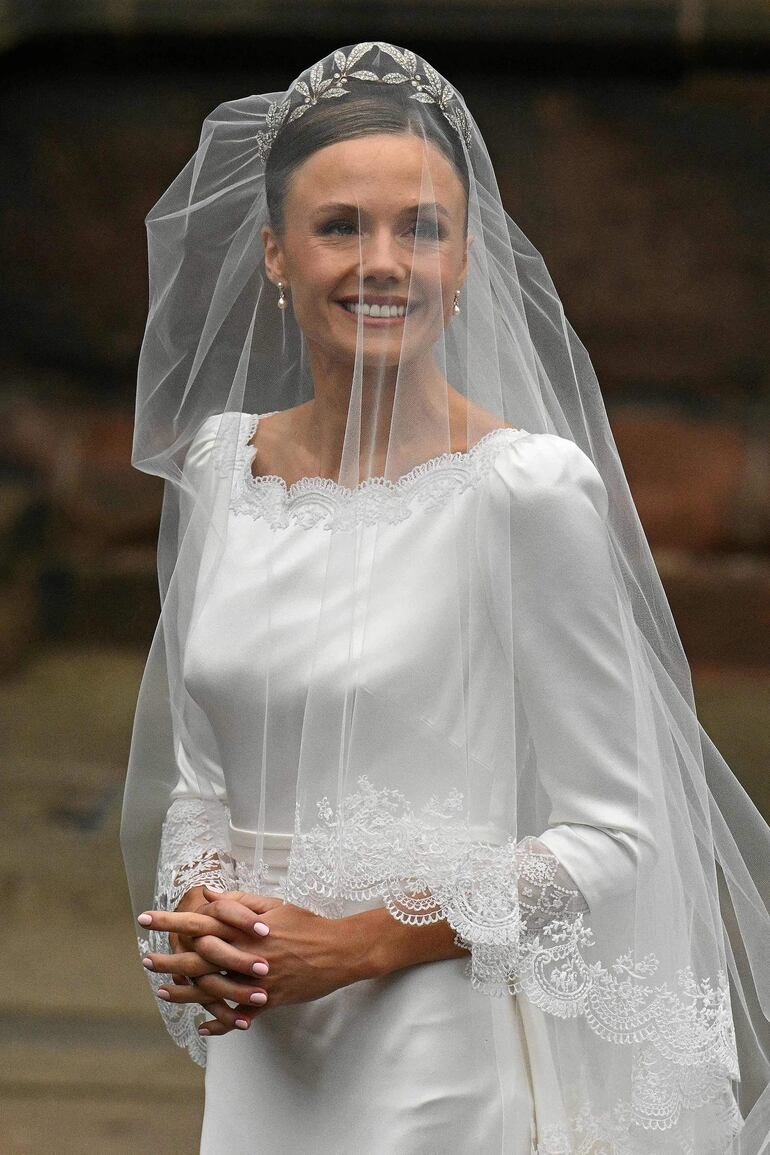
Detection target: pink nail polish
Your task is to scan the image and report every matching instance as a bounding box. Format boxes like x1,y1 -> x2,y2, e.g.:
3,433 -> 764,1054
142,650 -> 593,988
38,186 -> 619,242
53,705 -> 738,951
157,989 -> 170,1000
252,962 -> 269,976
253,922 -> 270,936
137,913 -> 152,926
235,1018 -> 250,1029
142,957 -> 154,970
198,1027 -> 211,1036
250,992 -> 267,1005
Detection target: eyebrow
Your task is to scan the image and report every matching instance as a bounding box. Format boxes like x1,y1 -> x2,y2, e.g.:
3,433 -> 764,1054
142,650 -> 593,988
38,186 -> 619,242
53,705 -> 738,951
312,201 -> 452,219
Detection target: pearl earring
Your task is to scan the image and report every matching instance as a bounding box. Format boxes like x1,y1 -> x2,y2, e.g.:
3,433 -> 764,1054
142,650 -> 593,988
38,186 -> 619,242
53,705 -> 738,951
452,289 -> 461,315
277,281 -> 288,310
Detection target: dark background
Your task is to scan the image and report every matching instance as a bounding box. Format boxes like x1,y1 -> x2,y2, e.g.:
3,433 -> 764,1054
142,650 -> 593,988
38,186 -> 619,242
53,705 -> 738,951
1,5 -> 768,1151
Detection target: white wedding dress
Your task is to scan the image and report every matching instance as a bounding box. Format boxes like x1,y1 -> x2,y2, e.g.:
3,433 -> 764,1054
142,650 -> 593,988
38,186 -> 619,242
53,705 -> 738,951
152,411 -> 647,1155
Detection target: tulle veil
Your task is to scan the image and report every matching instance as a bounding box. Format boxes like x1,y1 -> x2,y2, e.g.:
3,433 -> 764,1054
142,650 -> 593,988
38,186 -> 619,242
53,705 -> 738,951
122,42 -> 770,1153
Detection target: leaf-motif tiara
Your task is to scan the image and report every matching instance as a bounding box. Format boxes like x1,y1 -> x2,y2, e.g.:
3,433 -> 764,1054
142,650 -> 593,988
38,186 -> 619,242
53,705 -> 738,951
255,42 -> 472,162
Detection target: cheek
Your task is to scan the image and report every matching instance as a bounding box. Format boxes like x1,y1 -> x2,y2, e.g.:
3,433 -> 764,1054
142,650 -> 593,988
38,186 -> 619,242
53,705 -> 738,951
411,246 -> 465,299
287,242 -> 345,292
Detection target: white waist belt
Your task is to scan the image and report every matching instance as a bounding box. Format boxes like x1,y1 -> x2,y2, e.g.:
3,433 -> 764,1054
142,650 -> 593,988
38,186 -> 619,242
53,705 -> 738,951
229,820 -> 293,861
228,820 -> 507,857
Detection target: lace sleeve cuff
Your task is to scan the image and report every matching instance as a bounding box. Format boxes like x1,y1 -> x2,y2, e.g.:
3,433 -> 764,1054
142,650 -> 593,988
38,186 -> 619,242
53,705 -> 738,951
155,797 -> 236,911
136,797 -> 236,1067
461,834 -> 590,998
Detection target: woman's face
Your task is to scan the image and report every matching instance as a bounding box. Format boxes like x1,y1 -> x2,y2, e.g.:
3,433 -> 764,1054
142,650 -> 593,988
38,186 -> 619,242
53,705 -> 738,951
262,132 -> 468,371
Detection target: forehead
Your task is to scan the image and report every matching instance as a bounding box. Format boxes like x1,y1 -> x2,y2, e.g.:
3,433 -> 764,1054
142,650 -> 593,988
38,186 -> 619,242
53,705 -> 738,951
284,133 -> 465,213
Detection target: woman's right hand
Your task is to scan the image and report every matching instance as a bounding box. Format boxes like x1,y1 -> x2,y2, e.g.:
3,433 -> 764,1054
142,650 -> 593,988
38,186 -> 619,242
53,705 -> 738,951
142,886 -> 280,1035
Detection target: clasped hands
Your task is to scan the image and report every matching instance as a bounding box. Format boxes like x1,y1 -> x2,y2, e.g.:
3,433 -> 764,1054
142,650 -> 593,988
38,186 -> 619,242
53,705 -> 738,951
138,885 -> 375,1037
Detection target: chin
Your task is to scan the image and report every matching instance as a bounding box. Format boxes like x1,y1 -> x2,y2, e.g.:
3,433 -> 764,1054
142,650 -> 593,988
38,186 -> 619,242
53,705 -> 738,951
310,324 -> 439,373
345,330 -> 434,365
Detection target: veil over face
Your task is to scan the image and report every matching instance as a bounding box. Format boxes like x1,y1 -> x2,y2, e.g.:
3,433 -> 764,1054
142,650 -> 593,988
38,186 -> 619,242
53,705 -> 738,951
123,43 -> 770,1153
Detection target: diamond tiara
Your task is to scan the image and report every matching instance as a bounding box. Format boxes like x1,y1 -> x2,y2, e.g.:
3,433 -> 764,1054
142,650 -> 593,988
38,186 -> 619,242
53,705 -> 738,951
255,42 -> 472,163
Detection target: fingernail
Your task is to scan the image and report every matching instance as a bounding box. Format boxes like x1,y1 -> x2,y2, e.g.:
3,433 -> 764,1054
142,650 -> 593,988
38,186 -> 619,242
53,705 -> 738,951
198,1027 -> 210,1036
252,962 -> 269,976
142,957 -> 154,970
137,913 -> 152,926
253,922 -> 270,936
235,1018 -> 250,1030
206,886 -> 224,894
157,989 -> 170,1000
250,992 -> 267,1005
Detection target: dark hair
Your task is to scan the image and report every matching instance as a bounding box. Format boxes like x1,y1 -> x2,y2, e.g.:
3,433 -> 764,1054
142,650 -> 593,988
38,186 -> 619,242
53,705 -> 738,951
264,82 -> 469,234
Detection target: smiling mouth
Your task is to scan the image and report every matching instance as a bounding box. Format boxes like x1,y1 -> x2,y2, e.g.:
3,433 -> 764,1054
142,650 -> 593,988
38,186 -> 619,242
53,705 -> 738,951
338,299 -> 415,322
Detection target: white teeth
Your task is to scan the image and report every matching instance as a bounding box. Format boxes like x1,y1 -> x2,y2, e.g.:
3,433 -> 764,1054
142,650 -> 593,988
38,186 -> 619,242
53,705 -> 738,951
343,302 -> 407,318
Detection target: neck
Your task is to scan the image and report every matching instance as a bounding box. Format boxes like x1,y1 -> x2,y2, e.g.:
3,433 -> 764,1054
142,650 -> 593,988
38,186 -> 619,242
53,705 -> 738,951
302,343 -> 457,474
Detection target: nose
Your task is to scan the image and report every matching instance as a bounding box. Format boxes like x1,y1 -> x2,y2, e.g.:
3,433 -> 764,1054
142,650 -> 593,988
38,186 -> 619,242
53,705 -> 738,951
360,226 -> 407,283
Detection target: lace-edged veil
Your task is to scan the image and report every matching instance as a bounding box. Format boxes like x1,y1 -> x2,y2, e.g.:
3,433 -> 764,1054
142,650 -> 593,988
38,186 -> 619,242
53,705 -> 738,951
122,42 -> 770,1151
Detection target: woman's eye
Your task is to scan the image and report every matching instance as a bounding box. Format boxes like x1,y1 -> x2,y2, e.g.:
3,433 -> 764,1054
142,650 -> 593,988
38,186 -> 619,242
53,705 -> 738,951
410,220 -> 443,241
320,220 -> 357,236
316,219 -> 444,241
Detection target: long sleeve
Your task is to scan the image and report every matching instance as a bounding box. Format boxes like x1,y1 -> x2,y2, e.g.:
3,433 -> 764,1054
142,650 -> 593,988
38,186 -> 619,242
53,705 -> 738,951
158,413 -> 237,908
157,697 -> 235,913
491,433 -> 655,911
138,417 -> 238,1064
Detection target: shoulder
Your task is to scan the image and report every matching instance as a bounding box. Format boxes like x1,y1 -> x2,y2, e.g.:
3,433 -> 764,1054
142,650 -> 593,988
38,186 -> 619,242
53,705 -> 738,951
182,411 -> 254,483
490,431 -> 609,521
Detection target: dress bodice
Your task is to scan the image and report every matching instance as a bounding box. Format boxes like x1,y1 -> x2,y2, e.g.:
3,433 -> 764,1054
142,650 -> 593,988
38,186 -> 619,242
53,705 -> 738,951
180,412 -> 533,835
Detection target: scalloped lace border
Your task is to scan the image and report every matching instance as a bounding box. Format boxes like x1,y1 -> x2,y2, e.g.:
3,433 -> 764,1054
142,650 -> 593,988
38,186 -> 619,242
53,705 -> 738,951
217,411 -> 529,531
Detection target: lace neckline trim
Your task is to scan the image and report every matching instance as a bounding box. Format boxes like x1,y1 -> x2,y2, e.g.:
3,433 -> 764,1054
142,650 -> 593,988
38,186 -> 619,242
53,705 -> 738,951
229,412 -> 530,532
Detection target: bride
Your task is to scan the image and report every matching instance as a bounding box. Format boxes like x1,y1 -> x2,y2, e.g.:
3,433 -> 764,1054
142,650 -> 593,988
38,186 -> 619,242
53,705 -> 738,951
122,43 -> 770,1153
